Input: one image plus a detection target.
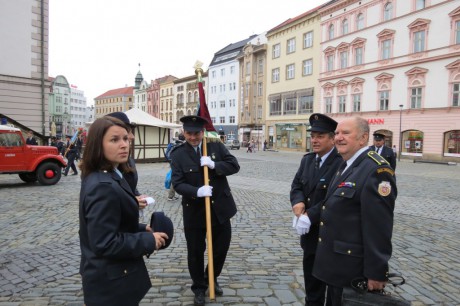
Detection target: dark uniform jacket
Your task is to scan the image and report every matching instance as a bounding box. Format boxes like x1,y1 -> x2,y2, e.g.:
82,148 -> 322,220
79,171 -> 155,305
124,157 -> 141,196
170,141 -> 240,229
370,145 -> 396,170
26,137 -> 37,145
290,148 -> 343,254
312,150 -> 397,288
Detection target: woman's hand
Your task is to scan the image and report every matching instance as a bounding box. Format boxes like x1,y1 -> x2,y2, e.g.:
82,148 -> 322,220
153,232 -> 169,250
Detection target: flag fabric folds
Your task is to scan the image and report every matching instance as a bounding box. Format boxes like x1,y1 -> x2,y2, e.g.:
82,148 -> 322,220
197,81 -> 220,140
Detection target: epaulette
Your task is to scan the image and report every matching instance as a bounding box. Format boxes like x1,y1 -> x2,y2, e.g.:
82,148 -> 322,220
367,151 -> 389,166
170,142 -> 185,154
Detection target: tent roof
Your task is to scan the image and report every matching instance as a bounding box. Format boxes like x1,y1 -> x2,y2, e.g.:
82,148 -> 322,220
125,108 -> 181,129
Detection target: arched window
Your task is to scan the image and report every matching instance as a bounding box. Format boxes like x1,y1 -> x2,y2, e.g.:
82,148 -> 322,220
328,24 -> 335,40
384,2 -> 393,21
342,19 -> 349,35
356,13 -> 364,30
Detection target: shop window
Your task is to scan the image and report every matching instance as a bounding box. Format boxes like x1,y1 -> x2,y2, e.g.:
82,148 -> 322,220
402,130 -> 424,155
444,130 -> 460,157
276,124 -> 303,149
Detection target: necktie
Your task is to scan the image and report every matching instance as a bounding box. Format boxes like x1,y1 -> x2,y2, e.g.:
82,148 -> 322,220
315,156 -> 321,170
330,161 -> 347,189
196,146 -> 201,158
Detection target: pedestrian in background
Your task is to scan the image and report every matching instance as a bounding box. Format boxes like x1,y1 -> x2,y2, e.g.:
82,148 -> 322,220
78,116 -> 169,306
25,130 -> 37,145
165,134 -> 185,201
63,135 -> 78,176
170,115 -> 240,306
312,117 -> 397,305
370,132 -> 396,170
290,113 -> 342,306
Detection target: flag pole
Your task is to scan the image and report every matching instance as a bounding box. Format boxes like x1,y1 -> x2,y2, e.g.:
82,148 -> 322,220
195,65 -> 215,301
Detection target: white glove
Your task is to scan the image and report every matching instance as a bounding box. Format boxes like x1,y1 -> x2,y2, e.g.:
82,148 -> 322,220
292,215 -> 311,235
200,156 -> 215,169
197,185 -> 213,197
145,197 -> 155,205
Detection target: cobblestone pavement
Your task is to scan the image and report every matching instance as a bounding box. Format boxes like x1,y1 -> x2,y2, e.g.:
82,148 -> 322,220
0,149 -> 459,305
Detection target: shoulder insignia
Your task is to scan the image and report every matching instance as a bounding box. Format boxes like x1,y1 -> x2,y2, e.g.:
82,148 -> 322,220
377,167 -> 395,176
367,151 -> 389,166
378,181 -> 391,197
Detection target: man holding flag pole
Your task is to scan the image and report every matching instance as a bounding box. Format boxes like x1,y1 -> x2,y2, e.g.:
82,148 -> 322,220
170,63 -> 240,306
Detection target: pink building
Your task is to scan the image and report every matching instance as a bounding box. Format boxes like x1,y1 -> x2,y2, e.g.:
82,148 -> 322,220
318,0 -> 460,161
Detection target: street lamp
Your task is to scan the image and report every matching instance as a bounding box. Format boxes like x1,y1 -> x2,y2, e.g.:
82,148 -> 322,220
398,104 -> 403,162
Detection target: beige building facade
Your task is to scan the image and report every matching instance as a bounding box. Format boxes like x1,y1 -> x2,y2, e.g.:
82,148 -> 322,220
265,8 -> 323,151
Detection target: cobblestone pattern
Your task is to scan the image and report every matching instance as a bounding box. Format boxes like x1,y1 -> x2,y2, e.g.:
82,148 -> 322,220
0,150 -> 459,305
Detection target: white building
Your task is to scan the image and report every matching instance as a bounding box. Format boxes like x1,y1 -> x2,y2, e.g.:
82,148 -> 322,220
318,0 -> 460,161
208,35 -> 258,141
134,80 -> 149,112
70,85 -> 87,133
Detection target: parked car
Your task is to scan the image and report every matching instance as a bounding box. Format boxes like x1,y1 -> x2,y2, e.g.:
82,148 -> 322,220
224,139 -> 240,150
0,125 -> 67,185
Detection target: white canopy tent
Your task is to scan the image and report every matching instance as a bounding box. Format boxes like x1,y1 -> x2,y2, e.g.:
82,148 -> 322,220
124,108 -> 181,163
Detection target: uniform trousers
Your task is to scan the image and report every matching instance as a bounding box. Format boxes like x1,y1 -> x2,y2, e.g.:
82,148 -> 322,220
64,153 -> 78,175
184,219 -> 231,293
303,253 -> 326,305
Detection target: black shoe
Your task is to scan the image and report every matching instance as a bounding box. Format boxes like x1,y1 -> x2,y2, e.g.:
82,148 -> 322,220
194,290 -> 205,306
63,173 -> 67,176
72,172 -> 78,176
214,282 -> 223,296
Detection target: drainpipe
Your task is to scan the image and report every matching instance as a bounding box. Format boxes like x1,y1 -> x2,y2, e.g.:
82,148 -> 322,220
40,0 -> 46,136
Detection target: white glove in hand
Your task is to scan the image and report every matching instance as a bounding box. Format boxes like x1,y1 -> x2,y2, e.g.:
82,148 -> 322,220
292,215 -> 311,235
197,185 -> 213,197
200,156 -> 215,169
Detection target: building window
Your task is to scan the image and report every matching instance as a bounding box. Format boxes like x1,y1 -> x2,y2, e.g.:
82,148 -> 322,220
219,116 -> 225,124
444,130 -> 460,156
338,96 -> 346,113
353,94 -> 361,112
325,97 -> 332,113
286,64 -> 295,80
270,96 -> 282,115
384,2 -> 393,21
284,96 -> 297,115
287,38 -> 296,54
230,66 -> 235,74
413,30 -> 425,53
299,94 -> 313,114
381,39 -> 392,59
304,31 -> 313,48
329,24 -> 335,40
354,47 -> 363,65
258,83 -> 263,96
272,68 -> 280,82
211,117 -> 216,124
229,116 -> 235,124
245,62 -> 251,75
453,83 -> 460,107
258,58 -> 264,73
340,51 -> 348,69
212,71 -> 216,78
356,13 -> 364,30
456,20 -> 460,44
273,44 -> 281,58
220,100 -> 226,108
220,68 -> 225,76
415,0 -> 425,10
327,55 -> 334,72
379,91 -> 390,110
303,59 -> 313,75
342,19 -> 349,35
411,87 -> 422,108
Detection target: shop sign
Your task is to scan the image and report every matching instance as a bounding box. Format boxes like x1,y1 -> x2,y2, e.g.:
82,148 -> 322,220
368,118 -> 384,125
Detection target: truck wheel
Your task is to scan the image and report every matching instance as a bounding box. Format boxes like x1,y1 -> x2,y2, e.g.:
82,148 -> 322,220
19,173 -> 38,183
37,162 -> 62,185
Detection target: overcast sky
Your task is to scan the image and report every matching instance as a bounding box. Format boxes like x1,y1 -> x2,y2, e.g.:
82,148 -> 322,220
49,0 -> 326,105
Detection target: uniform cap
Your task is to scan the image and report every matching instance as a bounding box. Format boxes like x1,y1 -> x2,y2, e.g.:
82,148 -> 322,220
107,112 -> 136,129
180,115 -> 208,132
308,113 -> 338,133
150,211 -> 174,250
373,132 -> 386,140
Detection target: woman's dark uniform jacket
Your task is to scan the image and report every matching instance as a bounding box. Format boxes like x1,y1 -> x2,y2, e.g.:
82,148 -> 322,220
290,148 -> 343,253
79,170 -> 155,306
170,141 -> 240,228
312,150 -> 397,288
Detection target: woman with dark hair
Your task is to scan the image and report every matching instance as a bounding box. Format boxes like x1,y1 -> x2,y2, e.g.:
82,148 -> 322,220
79,116 -> 168,306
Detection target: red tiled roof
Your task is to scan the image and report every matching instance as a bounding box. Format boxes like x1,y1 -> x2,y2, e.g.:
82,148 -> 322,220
268,4 -> 324,34
95,86 -> 134,99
